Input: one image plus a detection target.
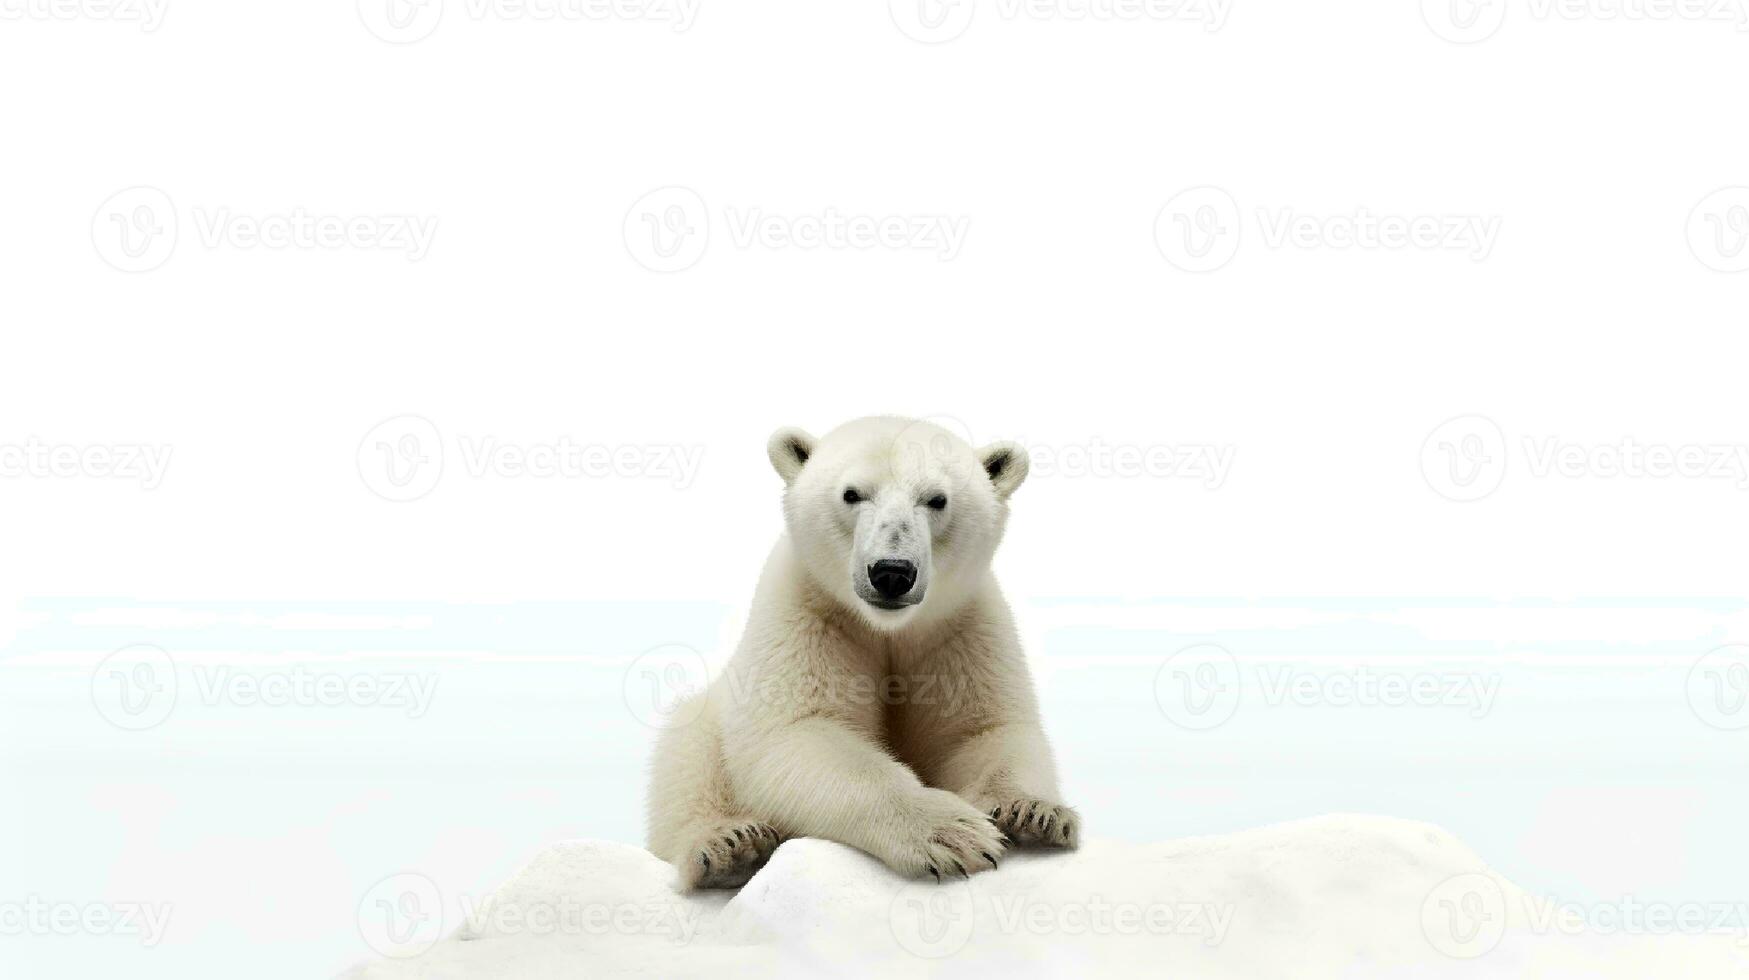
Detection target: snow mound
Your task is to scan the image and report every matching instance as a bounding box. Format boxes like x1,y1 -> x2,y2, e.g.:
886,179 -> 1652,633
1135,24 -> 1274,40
344,815 -> 1747,979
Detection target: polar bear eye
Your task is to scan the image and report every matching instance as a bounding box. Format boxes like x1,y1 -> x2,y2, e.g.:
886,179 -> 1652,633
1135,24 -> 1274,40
842,488 -> 863,504
927,494 -> 948,511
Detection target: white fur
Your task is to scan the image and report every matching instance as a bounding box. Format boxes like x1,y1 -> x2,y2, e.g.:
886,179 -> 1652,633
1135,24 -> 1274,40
647,417 -> 1076,888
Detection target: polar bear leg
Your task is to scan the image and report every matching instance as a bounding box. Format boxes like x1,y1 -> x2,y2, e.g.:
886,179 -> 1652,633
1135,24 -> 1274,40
726,717 -> 1006,879
647,695 -> 782,888
933,723 -> 1080,849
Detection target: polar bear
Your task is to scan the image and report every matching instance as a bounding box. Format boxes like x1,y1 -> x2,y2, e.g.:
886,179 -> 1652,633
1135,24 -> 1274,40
647,417 -> 1076,888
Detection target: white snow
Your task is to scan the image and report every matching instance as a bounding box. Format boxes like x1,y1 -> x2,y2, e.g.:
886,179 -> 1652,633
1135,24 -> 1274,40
343,815 -> 1748,979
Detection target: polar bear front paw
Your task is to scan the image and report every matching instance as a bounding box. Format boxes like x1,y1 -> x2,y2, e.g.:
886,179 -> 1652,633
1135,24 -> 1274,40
681,820 -> 783,889
989,798 -> 1079,849
889,789 -> 1005,882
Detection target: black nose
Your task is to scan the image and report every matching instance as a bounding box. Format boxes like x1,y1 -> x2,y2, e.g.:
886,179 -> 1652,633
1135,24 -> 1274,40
868,560 -> 917,600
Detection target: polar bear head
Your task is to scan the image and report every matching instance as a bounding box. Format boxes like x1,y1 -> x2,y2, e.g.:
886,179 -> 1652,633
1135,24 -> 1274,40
767,417 -> 1028,631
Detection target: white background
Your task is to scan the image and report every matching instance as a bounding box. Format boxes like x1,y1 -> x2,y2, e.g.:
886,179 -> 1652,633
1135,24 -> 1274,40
3,1 -> 1749,976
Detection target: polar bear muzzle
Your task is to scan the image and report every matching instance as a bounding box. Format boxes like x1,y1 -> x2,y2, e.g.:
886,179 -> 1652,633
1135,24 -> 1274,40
866,559 -> 919,607
849,492 -> 932,613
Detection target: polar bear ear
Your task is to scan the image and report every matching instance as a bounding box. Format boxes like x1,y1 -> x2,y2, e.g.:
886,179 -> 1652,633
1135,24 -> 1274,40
767,427 -> 816,485
978,441 -> 1029,499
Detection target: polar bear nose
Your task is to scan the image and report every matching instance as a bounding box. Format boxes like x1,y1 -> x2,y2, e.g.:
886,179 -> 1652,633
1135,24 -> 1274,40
867,560 -> 917,601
